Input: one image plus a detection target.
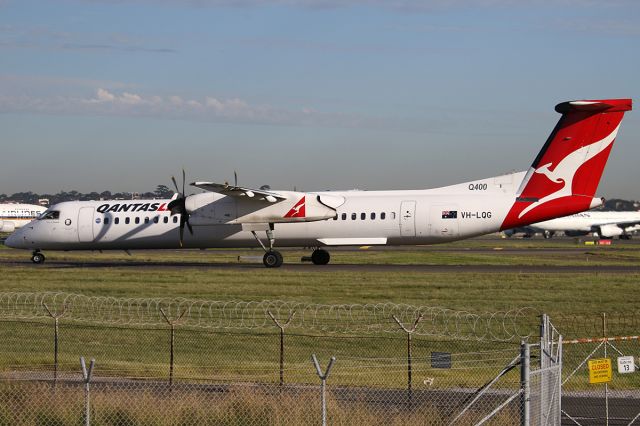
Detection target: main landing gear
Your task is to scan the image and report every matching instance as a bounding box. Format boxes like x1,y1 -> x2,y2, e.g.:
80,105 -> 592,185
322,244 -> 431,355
251,226 -> 284,268
311,248 -> 330,265
31,250 -> 45,264
249,226 -> 332,268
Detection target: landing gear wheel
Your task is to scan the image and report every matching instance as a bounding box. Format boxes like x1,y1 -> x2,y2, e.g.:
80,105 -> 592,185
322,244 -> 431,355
263,250 -> 284,268
31,252 -> 45,264
311,249 -> 330,265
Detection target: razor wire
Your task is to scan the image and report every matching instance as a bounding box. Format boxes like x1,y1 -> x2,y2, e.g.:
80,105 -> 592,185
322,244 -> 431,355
0,292 -> 539,341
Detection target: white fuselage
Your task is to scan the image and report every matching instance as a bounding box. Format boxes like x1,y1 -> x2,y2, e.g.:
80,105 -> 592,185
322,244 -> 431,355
0,203 -> 47,233
6,172 -> 530,251
527,211 -> 640,237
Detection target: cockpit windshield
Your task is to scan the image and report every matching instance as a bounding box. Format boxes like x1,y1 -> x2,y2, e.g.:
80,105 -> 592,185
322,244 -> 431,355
38,210 -> 60,220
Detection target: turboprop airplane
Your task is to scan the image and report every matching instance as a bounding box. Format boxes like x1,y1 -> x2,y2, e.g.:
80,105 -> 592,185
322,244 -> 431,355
0,203 -> 47,233
5,98 -> 633,267
504,210 -> 640,239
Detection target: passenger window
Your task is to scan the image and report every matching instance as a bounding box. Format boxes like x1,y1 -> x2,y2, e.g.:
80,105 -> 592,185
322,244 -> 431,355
391,212 -> 396,219
381,212 -> 386,220
371,213 -> 376,220
173,216 -> 178,223
144,217 -> 150,224
114,217 -> 119,225
163,216 -> 169,224
135,217 -> 140,224
351,213 -> 356,220
342,213 -> 347,220
104,218 -> 109,225
153,217 -> 159,224
125,217 -> 130,224
361,213 -> 366,220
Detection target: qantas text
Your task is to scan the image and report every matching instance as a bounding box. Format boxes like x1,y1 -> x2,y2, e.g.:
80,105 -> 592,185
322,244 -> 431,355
96,203 -> 169,214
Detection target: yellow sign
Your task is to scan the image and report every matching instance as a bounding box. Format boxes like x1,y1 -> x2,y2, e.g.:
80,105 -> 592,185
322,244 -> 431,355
588,358 -> 612,384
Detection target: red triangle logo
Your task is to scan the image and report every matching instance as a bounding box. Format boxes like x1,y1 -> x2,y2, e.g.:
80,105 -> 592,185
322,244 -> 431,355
284,196 -> 305,218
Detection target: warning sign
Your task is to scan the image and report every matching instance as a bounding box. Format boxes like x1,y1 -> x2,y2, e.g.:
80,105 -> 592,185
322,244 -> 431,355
588,358 -> 612,384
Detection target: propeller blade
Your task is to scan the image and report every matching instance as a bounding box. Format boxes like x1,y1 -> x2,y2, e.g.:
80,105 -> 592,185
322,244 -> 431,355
179,222 -> 184,247
182,169 -> 186,196
171,176 -> 180,195
234,170 -> 238,187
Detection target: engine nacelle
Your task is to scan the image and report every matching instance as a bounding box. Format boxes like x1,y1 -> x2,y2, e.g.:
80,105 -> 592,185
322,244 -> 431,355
0,220 -> 15,233
598,224 -> 623,238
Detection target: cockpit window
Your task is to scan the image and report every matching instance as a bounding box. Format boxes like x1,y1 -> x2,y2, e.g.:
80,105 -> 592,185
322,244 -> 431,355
38,210 -> 60,220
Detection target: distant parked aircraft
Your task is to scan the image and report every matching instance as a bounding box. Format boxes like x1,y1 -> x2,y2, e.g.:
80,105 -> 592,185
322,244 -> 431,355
504,210 -> 640,239
5,98 -> 633,266
0,203 -> 47,233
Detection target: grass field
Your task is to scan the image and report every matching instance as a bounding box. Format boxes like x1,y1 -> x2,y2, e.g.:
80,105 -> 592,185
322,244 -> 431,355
0,237 -> 638,317
0,237 -> 638,400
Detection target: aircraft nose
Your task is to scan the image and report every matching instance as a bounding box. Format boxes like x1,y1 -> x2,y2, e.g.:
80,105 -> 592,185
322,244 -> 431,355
4,228 -> 24,248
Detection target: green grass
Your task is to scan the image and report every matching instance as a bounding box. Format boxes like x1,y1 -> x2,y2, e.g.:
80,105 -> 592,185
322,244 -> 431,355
0,238 -> 638,392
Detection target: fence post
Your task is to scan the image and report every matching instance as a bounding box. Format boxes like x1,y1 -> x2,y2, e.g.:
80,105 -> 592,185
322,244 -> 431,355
312,354 -> 336,426
80,357 -> 95,426
160,308 -> 186,387
520,341 -> 530,426
393,313 -> 423,407
43,303 -> 67,386
268,310 -> 295,386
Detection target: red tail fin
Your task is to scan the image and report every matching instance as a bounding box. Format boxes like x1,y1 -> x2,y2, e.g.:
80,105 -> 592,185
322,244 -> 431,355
501,99 -> 632,230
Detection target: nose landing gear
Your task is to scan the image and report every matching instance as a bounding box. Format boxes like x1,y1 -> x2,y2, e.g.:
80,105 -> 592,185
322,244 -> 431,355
31,250 -> 45,264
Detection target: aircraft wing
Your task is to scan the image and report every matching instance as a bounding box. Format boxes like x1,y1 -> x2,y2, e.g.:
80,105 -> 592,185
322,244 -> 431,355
191,181 -> 287,203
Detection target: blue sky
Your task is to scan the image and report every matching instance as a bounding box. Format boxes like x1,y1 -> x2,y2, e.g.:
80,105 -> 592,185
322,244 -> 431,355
1,0 -> 639,198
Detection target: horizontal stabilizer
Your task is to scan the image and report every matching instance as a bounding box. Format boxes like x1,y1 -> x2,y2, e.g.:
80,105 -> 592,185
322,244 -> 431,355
555,99 -> 632,113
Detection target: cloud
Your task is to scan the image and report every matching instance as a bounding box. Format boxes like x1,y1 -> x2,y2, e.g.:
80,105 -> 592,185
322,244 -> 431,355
0,26 -> 176,54
0,88 -> 384,129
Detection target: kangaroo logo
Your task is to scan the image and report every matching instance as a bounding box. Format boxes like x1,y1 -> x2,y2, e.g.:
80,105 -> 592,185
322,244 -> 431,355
284,196 -> 306,218
518,125 -> 620,219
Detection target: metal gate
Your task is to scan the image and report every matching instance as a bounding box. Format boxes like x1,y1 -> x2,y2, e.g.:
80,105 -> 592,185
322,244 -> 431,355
448,315 -> 562,425
560,314 -> 640,425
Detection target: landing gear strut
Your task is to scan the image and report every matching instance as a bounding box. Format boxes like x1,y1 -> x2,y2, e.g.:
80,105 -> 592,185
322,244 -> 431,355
251,225 -> 284,268
311,248 -> 330,265
31,250 -> 45,264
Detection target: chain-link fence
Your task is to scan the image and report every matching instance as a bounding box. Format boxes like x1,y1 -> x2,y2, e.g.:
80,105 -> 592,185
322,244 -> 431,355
2,292 -> 637,425
0,292 -> 550,424
560,313 -> 640,426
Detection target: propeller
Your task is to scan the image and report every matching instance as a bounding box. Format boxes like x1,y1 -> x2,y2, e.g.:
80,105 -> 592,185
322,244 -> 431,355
167,169 -> 193,247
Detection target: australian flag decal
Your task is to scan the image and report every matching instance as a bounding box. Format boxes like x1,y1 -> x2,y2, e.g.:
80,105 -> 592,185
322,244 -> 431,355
442,210 -> 457,219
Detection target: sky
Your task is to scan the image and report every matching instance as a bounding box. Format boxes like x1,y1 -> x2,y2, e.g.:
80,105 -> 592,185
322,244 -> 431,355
1,0 -> 639,199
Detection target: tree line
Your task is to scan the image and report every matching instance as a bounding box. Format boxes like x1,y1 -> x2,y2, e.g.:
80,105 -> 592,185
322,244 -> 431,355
0,185 -> 175,205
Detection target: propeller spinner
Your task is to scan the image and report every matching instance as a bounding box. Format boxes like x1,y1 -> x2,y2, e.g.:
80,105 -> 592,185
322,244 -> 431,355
167,169 -> 193,247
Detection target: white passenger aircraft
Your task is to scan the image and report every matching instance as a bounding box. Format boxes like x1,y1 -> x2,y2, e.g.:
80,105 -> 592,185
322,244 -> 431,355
5,98 -> 633,267
0,203 -> 47,233
504,210 -> 640,239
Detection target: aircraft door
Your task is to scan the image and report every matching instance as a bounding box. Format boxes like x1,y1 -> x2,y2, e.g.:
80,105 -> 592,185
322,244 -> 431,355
400,201 -> 416,237
429,205 -> 459,238
77,207 -> 95,242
